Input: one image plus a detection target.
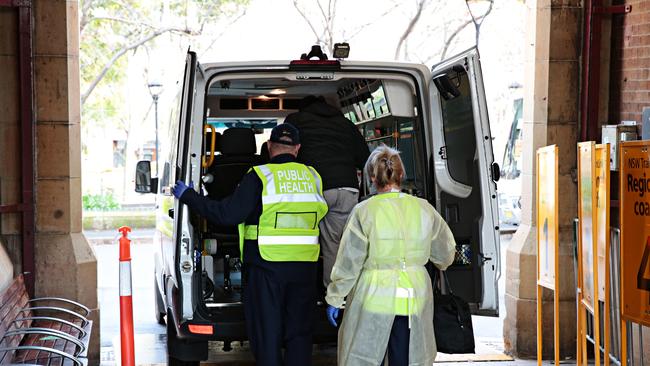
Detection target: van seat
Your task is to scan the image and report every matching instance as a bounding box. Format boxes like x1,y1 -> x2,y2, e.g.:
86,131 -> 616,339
259,141 -> 269,163
204,128 -> 262,244
220,128 -> 255,156
205,128 -> 261,200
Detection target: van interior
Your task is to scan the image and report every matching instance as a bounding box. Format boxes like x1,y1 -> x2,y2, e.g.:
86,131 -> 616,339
193,73 -> 429,311
192,68 -> 494,319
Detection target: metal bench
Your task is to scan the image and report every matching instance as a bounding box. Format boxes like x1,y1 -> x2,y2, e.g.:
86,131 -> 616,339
0,275 -> 92,366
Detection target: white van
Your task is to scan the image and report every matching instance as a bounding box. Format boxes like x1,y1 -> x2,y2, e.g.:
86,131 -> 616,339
136,45 -> 501,365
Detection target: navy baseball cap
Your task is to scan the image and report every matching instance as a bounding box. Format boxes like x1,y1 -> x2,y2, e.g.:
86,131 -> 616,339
270,123 -> 300,145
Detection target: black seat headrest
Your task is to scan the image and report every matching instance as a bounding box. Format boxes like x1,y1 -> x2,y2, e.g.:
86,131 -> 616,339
260,141 -> 269,162
215,131 -> 223,152
221,128 -> 256,155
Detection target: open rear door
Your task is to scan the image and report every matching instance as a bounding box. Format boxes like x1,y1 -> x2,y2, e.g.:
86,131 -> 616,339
174,51 -> 198,319
429,48 -> 500,316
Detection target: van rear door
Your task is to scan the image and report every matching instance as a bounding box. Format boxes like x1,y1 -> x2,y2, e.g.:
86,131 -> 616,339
174,51 -> 199,319
428,47 -> 500,316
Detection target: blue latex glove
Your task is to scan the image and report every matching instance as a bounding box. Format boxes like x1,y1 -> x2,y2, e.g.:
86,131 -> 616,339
172,180 -> 193,199
326,305 -> 339,327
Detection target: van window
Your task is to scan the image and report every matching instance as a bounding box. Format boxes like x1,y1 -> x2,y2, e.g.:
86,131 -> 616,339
439,71 -> 477,186
206,118 -> 277,153
160,93 -> 181,189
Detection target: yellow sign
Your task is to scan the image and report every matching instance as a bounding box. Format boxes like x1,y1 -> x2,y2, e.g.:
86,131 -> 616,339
620,141 -> 650,327
596,144 -> 611,366
577,142 -> 609,366
578,142 -> 597,313
595,144 -> 610,301
537,145 -> 558,290
536,145 -> 560,366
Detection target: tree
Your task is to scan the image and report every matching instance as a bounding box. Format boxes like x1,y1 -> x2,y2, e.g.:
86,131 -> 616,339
79,0 -> 249,202
393,0 -> 430,60
291,0 -> 494,63
292,0 -> 399,56
79,0 -> 249,106
398,0 -> 495,63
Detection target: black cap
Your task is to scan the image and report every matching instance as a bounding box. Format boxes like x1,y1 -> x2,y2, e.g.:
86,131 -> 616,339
270,123 -> 300,145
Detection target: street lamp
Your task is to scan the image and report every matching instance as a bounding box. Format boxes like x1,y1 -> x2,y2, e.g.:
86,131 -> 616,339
147,81 -> 163,175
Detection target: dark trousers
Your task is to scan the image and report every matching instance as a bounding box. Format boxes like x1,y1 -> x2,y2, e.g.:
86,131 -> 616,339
382,316 -> 410,366
243,265 -> 316,366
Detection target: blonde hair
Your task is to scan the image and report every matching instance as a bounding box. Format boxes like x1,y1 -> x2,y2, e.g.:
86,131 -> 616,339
365,144 -> 405,190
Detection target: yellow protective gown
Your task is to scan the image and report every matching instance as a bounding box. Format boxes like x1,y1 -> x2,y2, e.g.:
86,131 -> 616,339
325,192 -> 456,366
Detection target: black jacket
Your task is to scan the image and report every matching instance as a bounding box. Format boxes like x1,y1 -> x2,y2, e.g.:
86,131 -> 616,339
179,154 -> 316,280
284,99 -> 369,191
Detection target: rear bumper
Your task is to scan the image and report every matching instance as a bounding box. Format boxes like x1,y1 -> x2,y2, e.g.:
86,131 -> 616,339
171,302 -> 337,342
172,304 -> 248,341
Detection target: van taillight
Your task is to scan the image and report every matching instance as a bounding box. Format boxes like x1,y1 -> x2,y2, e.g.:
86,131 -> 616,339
289,60 -> 340,71
188,324 -> 213,335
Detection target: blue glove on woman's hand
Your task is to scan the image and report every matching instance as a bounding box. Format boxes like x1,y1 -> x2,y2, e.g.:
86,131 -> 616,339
172,180 -> 193,199
326,305 -> 339,327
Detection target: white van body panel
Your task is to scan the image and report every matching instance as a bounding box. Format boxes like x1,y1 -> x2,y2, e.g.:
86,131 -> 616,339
430,48 -> 500,312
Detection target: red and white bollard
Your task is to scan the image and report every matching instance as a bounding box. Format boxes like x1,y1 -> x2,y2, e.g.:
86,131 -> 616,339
118,226 -> 135,366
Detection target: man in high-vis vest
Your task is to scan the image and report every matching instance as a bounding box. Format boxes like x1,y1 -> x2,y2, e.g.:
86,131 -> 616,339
173,123 -> 328,366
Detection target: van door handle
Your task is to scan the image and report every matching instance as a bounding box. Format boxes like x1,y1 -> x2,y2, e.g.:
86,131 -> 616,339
478,253 -> 492,266
168,208 -> 174,218
491,162 -> 501,182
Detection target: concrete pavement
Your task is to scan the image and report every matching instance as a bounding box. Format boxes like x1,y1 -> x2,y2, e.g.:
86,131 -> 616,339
91,232 -> 539,365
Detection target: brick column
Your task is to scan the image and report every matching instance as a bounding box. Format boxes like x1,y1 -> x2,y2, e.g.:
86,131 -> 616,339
503,0 -> 581,358
32,0 -> 99,360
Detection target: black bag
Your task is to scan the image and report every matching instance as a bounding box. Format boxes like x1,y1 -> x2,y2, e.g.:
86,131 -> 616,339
433,270 -> 475,354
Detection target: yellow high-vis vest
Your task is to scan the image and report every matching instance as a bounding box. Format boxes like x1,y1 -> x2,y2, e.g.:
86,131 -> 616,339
239,162 -> 328,262
361,192 -> 428,316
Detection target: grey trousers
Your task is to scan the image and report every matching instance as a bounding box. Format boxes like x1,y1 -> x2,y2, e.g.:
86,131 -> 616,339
320,188 -> 359,287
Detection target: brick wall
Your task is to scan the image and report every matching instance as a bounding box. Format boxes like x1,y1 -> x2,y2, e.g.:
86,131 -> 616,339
608,3 -> 650,364
609,1 -> 650,123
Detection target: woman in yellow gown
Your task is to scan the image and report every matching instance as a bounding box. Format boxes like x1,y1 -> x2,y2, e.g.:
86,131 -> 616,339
325,145 -> 457,366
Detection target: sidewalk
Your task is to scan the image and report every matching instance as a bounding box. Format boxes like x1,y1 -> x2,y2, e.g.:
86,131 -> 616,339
95,234 -> 540,365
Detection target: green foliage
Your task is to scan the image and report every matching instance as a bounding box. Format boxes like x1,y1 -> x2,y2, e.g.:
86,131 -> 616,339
82,192 -> 122,211
83,211 -> 156,230
79,0 -> 249,163
79,0 -> 249,106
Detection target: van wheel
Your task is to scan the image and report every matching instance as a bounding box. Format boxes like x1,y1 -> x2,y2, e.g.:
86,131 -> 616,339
154,278 -> 166,325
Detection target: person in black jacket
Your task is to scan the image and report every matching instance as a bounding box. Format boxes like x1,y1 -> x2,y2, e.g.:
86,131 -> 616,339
284,95 -> 370,287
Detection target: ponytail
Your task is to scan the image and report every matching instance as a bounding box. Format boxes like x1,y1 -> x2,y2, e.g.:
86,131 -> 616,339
365,144 -> 405,190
